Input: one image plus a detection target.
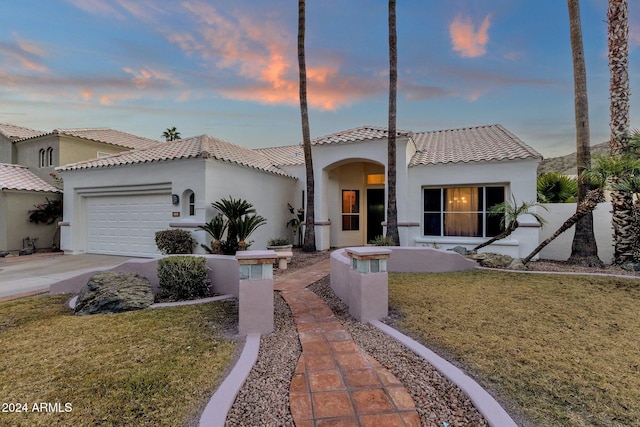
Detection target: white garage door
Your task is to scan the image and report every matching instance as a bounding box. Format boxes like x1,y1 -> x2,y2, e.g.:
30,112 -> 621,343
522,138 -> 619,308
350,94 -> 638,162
86,194 -> 172,257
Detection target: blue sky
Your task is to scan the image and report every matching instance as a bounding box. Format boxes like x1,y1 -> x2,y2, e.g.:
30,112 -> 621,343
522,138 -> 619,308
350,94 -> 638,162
0,0 -> 639,157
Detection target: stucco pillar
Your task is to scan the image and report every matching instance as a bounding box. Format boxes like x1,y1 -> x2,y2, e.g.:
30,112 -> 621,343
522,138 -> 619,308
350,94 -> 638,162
345,247 -> 391,322
236,250 -> 276,335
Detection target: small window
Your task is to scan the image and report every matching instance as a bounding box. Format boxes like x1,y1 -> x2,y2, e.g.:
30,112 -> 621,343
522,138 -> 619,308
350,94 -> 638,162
367,174 -> 385,185
39,149 -> 46,168
342,190 -> 359,231
189,192 -> 195,216
46,147 -> 54,167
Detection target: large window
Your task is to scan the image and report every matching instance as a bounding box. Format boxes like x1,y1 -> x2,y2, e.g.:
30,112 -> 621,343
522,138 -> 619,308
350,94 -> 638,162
342,190 -> 359,231
423,186 -> 505,237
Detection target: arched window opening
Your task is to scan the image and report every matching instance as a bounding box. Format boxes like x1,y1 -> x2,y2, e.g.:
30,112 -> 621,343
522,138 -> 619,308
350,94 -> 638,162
189,192 -> 195,216
39,149 -> 46,168
46,147 -> 54,167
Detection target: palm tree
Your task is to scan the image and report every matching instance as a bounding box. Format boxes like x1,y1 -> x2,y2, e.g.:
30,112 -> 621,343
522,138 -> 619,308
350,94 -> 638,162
523,188 -> 605,264
162,127 -> 181,142
212,196 -> 256,252
385,0 -> 400,246
198,213 -> 227,254
235,214 -> 267,251
298,0 -> 316,252
567,0 -> 602,267
472,196 -> 546,252
537,172 -> 578,203
607,0 -> 634,264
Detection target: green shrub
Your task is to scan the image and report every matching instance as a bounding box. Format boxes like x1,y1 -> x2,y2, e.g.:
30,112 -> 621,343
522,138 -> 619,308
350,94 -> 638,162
268,237 -> 290,246
368,235 -> 396,246
155,229 -> 195,254
157,256 -> 209,301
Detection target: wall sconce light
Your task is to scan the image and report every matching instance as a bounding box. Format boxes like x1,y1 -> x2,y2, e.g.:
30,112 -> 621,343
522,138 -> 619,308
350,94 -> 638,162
172,194 -> 180,205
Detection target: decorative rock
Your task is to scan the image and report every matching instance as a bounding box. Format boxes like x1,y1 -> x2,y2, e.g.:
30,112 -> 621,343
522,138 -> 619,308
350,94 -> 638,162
470,252 -> 514,269
506,258 -> 527,271
450,246 -> 469,256
74,271 -> 154,315
621,262 -> 640,272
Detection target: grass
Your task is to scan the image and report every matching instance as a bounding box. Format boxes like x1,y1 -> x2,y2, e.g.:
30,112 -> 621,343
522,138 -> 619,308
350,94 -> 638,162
388,271 -> 640,427
0,294 -> 238,427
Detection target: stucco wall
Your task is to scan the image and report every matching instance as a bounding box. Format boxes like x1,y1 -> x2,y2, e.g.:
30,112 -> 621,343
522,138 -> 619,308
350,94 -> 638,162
60,157 -> 298,255
203,159 -> 298,249
539,202 -> 614,263
59,136 -> 127,165
0,136 -> 12,164
0,190 -> 60,252
406,158 -> 540,258
14,137 -> 59,183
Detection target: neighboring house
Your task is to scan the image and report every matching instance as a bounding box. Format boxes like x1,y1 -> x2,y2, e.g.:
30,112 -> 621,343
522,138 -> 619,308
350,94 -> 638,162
0,163 -> 61,252
0,123 -> 46,164
58,124 -> 543,259
12,128 -> 161,185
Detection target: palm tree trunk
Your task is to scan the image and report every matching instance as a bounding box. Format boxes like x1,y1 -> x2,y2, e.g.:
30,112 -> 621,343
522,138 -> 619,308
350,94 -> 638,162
386,0 -> 400,246
567,0 -> 602,267
524,189 -> 604,264
472,223 -> 517,252
608,0 -> 634,264
298,0 -> 316,252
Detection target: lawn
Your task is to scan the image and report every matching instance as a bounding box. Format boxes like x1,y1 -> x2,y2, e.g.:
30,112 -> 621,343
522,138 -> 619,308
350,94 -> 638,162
388,271 -> 640,427
0,294 -> 238,427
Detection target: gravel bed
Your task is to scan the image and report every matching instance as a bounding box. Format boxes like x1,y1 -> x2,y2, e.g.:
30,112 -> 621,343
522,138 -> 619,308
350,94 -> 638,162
225,292 -> 301,427
309,277 -> 489,427
525,259 -> 640,276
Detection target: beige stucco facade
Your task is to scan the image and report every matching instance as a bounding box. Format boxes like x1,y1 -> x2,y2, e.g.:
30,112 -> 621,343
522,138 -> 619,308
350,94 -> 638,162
14,135 -> 129,184
0,189 -> 60,252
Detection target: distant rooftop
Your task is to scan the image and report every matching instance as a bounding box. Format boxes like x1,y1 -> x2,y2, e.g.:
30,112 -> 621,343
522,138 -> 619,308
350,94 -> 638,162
58,135 -> 295,178
0,123 -> 45,141
15,128 -> 161,150
0,163 -> 61,192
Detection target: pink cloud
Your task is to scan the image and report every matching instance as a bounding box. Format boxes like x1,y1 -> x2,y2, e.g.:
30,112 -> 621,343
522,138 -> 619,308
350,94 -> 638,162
170,1 -> 376,111
449,14 -> 492,58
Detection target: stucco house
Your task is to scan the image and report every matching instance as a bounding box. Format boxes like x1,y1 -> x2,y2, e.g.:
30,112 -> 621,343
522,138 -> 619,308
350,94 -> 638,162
0,124 -> 164,253
10,127 -> 161,185
58,124 -> 543,259
0,163 -> 61,252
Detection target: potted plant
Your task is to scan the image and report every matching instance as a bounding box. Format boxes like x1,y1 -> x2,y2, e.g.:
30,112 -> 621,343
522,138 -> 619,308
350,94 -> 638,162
267,237 -> 293,252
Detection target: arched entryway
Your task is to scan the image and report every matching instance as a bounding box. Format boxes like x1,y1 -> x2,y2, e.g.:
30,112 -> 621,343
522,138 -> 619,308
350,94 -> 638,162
324,160 -> 386,247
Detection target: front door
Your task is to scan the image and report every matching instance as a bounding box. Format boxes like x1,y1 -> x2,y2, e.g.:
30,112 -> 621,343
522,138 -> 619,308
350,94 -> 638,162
366,188 -> 385,243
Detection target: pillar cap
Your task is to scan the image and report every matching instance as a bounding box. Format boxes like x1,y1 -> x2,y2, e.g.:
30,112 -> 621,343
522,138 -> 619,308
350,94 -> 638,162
346,247 -> 392,260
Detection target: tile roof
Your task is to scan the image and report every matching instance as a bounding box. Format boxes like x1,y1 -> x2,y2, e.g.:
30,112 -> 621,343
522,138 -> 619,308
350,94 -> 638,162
310,125 -> 412,146
0,123 -> 45,141
0,163 -> 61,192
15,128 -> 161,150
255,145 -> 304,166
58,135 -> 296,178
410,124 -> 542,166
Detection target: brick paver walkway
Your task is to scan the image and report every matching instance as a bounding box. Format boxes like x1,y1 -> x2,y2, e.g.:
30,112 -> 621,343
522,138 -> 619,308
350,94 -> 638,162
275,259 -> 420,427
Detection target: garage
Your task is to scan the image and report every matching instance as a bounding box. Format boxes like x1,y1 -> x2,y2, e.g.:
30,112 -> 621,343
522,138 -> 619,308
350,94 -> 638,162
86,194 -> 172,257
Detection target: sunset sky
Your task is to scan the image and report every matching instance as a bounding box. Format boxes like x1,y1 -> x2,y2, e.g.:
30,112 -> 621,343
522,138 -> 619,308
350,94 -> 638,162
1,0 -> 639,157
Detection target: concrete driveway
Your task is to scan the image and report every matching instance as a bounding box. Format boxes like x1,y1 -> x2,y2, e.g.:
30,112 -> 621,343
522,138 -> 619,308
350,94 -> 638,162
0,253 -> 134,300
